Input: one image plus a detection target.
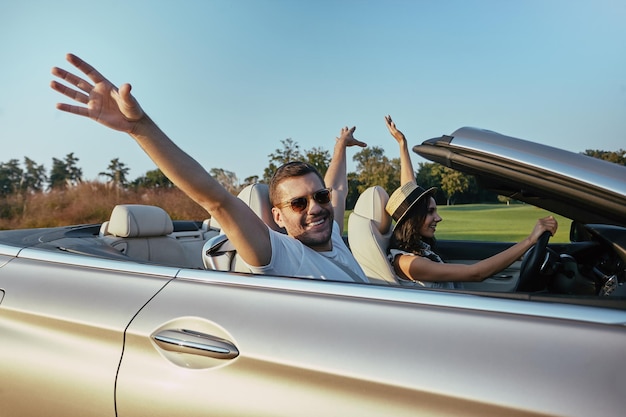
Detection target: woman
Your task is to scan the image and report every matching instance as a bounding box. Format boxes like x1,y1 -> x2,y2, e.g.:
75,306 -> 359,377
384,115 -> 558,288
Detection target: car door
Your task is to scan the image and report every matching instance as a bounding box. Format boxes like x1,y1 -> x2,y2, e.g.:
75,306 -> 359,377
116,269 -> 626,417
0,247 -> 175,417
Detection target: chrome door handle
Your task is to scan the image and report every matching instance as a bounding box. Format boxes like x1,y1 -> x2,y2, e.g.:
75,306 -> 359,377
152,329 -> 239,359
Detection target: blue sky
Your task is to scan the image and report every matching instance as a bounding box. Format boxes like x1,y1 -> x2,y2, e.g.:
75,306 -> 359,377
1,0 -> 624,182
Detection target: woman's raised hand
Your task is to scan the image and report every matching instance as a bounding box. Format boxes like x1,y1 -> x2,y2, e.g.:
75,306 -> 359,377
385,114 -> 406,144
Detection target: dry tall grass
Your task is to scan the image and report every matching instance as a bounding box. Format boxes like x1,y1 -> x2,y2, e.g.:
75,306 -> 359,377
0,182 -> 208,230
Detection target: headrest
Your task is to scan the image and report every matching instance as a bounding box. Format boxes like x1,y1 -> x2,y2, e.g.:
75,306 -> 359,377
107,204 -> 174,238
353,186 -> 391,234
237,183 -> 285,233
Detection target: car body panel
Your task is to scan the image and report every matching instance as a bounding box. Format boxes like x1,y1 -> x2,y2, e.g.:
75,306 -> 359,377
0,247 -> 174,417
115,270 -> 626,417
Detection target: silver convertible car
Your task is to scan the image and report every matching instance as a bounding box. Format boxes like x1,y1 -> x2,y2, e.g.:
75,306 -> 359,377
1,127 -> 625,416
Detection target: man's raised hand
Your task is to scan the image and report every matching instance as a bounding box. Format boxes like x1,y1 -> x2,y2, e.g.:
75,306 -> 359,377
51,53 -> 145,133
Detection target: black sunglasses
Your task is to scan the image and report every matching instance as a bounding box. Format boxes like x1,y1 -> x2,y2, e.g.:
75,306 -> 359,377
275,188 -> 332,213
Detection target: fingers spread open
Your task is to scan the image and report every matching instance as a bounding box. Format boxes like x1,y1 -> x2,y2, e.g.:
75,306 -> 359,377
66,53 -> 107,84
55,102 -> 90,118
50,80 -> 90,105
51,66 -> 94,94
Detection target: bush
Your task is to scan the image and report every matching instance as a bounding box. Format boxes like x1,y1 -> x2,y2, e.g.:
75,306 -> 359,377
0,182 -> 208,230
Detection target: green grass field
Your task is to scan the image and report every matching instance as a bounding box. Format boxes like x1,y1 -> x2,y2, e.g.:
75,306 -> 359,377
345,204 -> 570,243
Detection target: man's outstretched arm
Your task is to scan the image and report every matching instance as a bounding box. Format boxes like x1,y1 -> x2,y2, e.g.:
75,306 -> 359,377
51,53 -> 271,266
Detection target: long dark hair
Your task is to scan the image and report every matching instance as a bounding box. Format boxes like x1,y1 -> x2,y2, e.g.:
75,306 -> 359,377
389,195 -> 435,254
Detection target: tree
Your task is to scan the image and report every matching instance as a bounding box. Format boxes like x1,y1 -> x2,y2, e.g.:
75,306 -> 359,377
210,168 -> 240,195
65,153 -> 83,185
49,158 -> 68,190
262,162 -> 279,185
260,139 -> 337,185
49,153 -> 83,190
21,157 -> 47,194
262,138 -> 304,183
0,159 -> 23,196
99,158 -> 130,188
304,147 -> 331,178
430,164 -> 469,205
132,168 -> 174,188
417,162 -> 474,205
243,175 -> 259,186
583,149 -> 626,166
352,146 -> 400,194
346,171 -> 363,210
415,162 -> 440,191
497,195 -> 512,205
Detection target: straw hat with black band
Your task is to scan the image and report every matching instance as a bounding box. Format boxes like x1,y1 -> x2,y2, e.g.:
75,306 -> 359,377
385,182 -> 437,229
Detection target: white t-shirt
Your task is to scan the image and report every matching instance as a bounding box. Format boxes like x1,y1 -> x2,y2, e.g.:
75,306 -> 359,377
246,222 -> 369,283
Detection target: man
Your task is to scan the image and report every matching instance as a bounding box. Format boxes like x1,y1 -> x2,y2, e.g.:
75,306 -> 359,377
51,53 -> 368,282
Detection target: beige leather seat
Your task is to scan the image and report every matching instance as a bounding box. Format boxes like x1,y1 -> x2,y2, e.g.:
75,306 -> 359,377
102,204 -> 190,267
236,183 -> 285,233
203,183 -> 284,271
347,186 -> 399,285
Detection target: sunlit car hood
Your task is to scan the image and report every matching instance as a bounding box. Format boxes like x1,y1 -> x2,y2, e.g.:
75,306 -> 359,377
413,127 -> 626,227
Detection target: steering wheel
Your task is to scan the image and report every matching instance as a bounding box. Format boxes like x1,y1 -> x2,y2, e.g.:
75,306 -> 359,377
516,231 -> 552,292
